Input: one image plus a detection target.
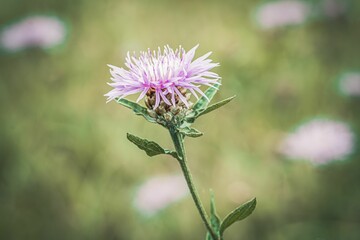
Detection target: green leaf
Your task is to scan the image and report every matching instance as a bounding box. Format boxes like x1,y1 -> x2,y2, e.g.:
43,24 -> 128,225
206,232 -> 216,240
116,98 -> 156,123
198,95 -> 236,117
191,81 -> 221,113
127,133 -> 177,158
210,190 -> 221,232
220,198 -> 257,236
206,190 -> 221,240
179,127 -> 203,138
205,232 -> 216,240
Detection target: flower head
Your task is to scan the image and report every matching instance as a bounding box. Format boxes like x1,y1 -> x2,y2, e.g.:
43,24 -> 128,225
279,119 -> 355,165
105,45 -> 220,110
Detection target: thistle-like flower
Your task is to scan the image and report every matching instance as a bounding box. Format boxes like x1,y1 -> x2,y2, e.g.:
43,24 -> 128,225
105,45 -> 220,112
105,45 -> 255,240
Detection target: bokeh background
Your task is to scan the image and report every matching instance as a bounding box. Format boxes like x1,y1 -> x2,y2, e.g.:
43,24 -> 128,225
1,0 -> 360,239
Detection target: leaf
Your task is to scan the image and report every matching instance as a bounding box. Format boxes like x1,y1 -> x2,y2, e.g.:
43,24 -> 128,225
191,80 -> 221,113
220,198 -> 257,236
198,95 -> 236,117
164,149 -> 179,159
116,98 -> 156,123
205,233 -> 212,240
205,232 -> 216,240
127,133 -> 177,158
206,190 -> 221,240
210,190 -> 221,232
179,127 -> 203,138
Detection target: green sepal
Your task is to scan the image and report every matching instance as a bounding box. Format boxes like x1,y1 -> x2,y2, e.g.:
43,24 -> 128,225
220,198 -> 257,236
127,133 -> 178,158
178,127 -> 203,138
192,81 -> 221,113
198,95 -> 236,117
116,98 -> 156,123
206,190 -> 221,240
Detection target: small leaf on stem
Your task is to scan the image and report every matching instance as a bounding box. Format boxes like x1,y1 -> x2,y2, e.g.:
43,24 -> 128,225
127,133 -> 177,158
179,127 -> 203,138
220,198 -> 257,236
205,232 -> 216,240
206,190 -> 221,240
198,95 -> 236,117
209,190 -> 221,232
191,81 -> 221,113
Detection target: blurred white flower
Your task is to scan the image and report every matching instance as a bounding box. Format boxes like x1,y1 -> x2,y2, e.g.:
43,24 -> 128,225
279,119 -> 355,164
0,15 -> 66,51
256,0 -> 310,29
134,175 -> 188,216
339,72 -> 360,96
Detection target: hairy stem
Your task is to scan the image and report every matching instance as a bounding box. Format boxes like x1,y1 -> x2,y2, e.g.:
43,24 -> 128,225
169,127 -> 219,240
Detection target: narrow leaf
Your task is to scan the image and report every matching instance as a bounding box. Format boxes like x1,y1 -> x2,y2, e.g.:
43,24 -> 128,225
220,198 -> 257,236
210,190 -> 221,232
127,133 -> 176,157
205,232 -> 214,240
198,95 -> 236,117
116,98 -> 156,123
179,127 -> 203,138
205,190 -> 221,240
191,80 -> 221,113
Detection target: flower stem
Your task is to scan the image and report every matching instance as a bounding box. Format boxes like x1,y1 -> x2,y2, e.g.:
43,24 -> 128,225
169,127 -> 219,240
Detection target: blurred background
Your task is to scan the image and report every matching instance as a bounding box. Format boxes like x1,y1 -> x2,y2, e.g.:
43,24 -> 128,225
1,0 -> 360,239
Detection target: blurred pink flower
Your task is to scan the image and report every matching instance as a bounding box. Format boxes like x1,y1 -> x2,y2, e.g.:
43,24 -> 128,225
339,72 -> 360,96
279,119 -> 355,164
105,45 -> 220,109
133,175 -> 188,216
256,1 -> 310,29
0,16 -> 66,51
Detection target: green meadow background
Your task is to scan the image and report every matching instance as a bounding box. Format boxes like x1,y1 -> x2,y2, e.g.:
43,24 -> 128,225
1,0 -> 360,239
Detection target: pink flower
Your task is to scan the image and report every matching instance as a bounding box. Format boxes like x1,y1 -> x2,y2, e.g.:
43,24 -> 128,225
105,45 -> 220,109
279,119 -> 355,165
0,16 -> 66,51
133,175 -> 188,216
256,1 -> 310,29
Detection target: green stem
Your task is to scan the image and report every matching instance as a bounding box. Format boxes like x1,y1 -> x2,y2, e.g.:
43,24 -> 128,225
169,127 -> 219,240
